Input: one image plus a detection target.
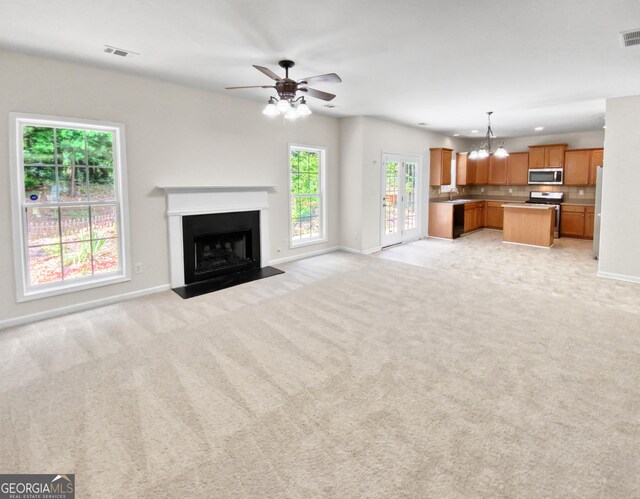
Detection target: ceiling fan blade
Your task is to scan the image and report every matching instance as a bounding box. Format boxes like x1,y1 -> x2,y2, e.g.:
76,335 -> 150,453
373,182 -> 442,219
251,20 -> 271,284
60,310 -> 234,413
300,87 -> 336,101
253,65 -> 282,81
298,73 -> 342,85
225,85 -> 276,90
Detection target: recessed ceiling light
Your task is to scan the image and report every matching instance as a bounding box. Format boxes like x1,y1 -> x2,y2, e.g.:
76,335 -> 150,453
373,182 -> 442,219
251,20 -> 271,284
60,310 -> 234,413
534,126 -> 544,131
453,133 -> 460,137
417,122 -> 428,126
323,104 -> 337,108
471,130 -> 479,133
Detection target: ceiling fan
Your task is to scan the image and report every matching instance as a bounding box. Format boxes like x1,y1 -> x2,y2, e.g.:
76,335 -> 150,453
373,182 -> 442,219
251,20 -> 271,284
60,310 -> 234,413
226,60 -> 342,119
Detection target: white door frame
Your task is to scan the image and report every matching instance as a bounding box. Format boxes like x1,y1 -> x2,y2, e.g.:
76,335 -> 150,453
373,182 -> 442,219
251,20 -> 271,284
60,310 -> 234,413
380,152 -> 422,248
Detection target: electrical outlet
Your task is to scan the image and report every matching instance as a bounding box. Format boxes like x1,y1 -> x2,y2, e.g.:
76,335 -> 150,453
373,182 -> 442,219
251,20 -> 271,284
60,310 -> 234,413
481,188 -> 485,193
508,188 -> 513,193
135,263 -> 143,274
579,189 -> 585,196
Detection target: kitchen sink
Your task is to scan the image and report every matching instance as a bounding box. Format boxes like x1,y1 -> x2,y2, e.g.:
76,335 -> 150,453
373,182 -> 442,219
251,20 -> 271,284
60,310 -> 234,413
444,198 -> 472,203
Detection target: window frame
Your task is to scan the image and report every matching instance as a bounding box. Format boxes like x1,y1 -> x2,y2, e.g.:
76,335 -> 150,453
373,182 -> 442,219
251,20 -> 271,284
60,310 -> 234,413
288,144 -> 327,248
9,113 -> 131,302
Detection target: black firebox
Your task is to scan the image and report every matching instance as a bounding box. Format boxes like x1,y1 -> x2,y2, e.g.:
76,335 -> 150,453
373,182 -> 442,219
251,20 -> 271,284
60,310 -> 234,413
182,211 -> 261,285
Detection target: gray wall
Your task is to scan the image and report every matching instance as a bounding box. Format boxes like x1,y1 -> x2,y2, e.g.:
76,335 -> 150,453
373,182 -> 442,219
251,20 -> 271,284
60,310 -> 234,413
598,96 -> 640,282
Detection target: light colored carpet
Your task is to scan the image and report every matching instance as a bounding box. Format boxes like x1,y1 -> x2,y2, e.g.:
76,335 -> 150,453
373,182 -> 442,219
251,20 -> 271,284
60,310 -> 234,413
1,230 -> 639,498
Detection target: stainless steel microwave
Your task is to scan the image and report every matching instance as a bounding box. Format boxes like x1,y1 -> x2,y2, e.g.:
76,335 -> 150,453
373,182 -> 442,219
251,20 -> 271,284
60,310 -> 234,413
528,168 -> 563,185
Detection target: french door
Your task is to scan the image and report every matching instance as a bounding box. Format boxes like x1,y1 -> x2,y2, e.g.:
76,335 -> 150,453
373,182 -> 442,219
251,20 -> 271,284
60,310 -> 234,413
381,153 -> 421,247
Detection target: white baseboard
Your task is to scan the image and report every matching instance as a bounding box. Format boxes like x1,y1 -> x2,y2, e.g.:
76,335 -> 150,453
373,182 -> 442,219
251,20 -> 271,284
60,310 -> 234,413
0,284 -> 171,330
336,246 -> 382,255
269,246 -> 341,265
597,271 -> 640,284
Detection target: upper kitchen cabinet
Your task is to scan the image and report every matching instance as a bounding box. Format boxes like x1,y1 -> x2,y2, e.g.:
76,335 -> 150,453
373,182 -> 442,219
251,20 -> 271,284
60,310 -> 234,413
456,152 -> 474,186
488,155 -> 507,184
474,156 -> 489,184
506,152 -> 529,185
564,148 -> 604,186
429,148 -> 453,186
589,149 -> 604,186
528,144 -> 567,169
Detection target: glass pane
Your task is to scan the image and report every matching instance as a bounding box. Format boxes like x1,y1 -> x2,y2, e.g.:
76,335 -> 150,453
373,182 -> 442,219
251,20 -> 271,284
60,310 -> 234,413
24,166 -> 57,203
28,244 -> 62,286
290,150 -> 300,172
291,198 -> 303,220
404,162 -> 417,231
62,242 -> 92,280
58,166 -> 88,202
23,127 -> 55,165
306,152 -> 319,174
87,130 -> 114,166
89,167 -> 115,200
26,207 -> 60,247
91,205 -> 117,239
385,162 -> 399,236
310,216 -> 320,238
60,206 -> 90,243
299,218 -> 312,239
93,238 -> 119,275
56,128 -> 86,166
309,197 -> 320,217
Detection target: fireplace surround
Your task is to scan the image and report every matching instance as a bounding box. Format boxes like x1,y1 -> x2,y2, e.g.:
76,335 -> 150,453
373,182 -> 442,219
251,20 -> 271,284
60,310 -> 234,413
159,185 -> 275,289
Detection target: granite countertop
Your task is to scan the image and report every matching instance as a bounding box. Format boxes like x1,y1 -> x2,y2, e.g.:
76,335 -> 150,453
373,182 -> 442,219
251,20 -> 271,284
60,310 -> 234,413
431,196 -> 595,206
502,203 -> 555,210
561,201 -> 596,206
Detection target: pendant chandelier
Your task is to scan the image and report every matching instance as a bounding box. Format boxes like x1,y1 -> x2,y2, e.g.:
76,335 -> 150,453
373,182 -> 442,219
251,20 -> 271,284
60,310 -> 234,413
469,112 -> 509,159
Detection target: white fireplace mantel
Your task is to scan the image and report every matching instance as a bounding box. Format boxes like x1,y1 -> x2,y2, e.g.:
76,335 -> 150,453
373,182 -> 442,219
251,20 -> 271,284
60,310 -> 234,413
159,185 -> 276,288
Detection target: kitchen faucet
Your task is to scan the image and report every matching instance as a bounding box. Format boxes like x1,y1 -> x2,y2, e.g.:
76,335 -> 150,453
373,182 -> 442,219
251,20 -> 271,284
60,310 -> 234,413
449,187 -> 459,201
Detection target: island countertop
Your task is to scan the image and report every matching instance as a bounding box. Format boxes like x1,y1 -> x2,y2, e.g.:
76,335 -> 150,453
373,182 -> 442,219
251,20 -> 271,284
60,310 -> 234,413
502,203 -> 556,210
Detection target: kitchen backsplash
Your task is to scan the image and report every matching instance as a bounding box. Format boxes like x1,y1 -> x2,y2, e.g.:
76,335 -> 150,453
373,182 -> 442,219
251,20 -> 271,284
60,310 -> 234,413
430,185 -> 595,201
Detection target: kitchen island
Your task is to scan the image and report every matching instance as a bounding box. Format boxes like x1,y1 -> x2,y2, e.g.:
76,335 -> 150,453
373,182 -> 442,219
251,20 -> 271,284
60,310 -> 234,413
502,203 -> 556,247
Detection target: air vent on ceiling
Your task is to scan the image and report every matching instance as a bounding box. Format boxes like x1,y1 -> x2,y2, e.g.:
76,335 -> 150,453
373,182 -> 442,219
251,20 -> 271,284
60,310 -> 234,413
620,30 -> 640,47
103,45 -> 140,57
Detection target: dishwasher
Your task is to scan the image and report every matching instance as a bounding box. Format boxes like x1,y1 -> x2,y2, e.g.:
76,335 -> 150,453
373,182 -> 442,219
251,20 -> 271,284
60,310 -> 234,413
453,204 -> 465,239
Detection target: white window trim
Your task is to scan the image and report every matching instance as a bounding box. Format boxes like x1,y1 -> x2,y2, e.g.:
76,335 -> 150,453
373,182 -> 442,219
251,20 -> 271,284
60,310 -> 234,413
9,112 -> 131,302
288,143 -> 328,249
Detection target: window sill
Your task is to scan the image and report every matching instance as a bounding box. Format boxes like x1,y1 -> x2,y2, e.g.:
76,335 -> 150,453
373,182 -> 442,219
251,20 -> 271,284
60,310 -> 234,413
18,273 -> 131,302
290,237 -> 328,250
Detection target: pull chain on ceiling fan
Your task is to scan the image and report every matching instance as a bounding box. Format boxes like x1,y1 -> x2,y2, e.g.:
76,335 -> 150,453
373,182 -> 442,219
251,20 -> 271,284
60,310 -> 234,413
226,60 -> 342,121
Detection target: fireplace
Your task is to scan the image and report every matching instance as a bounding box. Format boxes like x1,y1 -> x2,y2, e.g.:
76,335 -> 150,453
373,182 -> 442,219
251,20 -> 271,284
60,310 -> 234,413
182,211 -> 260,285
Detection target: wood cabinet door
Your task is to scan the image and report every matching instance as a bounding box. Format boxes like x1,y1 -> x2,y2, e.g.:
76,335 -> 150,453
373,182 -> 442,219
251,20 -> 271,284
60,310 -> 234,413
488,155 -> 507,184
545,145 -> 566,167
560,210 -> 585,237
529,147 -> 545,169
467,158 -> 476,184
475,157 -> 489,184
589,149 -> 604,186
475,206 -> 483,230
584,209 -> 595,239
441,149 -> 452,185
506,152 -> 529,185
456,153 -> 468,185
464,207 -> 473,233
564,150 -> 590,186
429,149 -> 443,186
485,206 -> 504,229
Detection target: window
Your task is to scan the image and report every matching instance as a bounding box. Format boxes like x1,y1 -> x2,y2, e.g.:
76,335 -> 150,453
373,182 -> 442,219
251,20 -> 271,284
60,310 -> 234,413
10,114 -> 129,301
289,145 -> 326,247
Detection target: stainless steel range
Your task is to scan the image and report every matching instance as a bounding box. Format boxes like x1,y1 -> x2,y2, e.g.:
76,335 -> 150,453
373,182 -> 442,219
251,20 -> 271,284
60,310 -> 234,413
525,191 -> 564,238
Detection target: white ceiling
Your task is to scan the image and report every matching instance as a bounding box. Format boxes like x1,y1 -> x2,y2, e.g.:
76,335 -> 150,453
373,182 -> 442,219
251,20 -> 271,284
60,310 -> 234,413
1,0 -> 639,137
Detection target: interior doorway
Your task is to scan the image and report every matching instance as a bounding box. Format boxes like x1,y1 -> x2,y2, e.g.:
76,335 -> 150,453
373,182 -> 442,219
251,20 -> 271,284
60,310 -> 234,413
381,153 -> 421,247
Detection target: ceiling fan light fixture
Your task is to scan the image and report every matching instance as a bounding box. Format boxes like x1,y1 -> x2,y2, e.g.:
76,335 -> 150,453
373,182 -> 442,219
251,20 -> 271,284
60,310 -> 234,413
262,97 -> 279,117
276,99 -> 291,113
297,98 -> 312,116
284,107 -> 300,121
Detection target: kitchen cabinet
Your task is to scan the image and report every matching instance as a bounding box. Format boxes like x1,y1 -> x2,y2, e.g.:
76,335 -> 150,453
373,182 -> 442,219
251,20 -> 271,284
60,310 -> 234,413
564,148 -> 603,186
588,149 -> 604,186
506,152 -> 529,185
428,202 -> 454,238
456,152 -> 471,185
560,204 -> 595,239
488,155 -> 507,184
464,201 -> 484,233
430,148 -> 453,186
528,144 -> 567,169
564,149 -> 591,186
484,201 -> 504,229
584,206 -> 595,239
474,157 -> 489,184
